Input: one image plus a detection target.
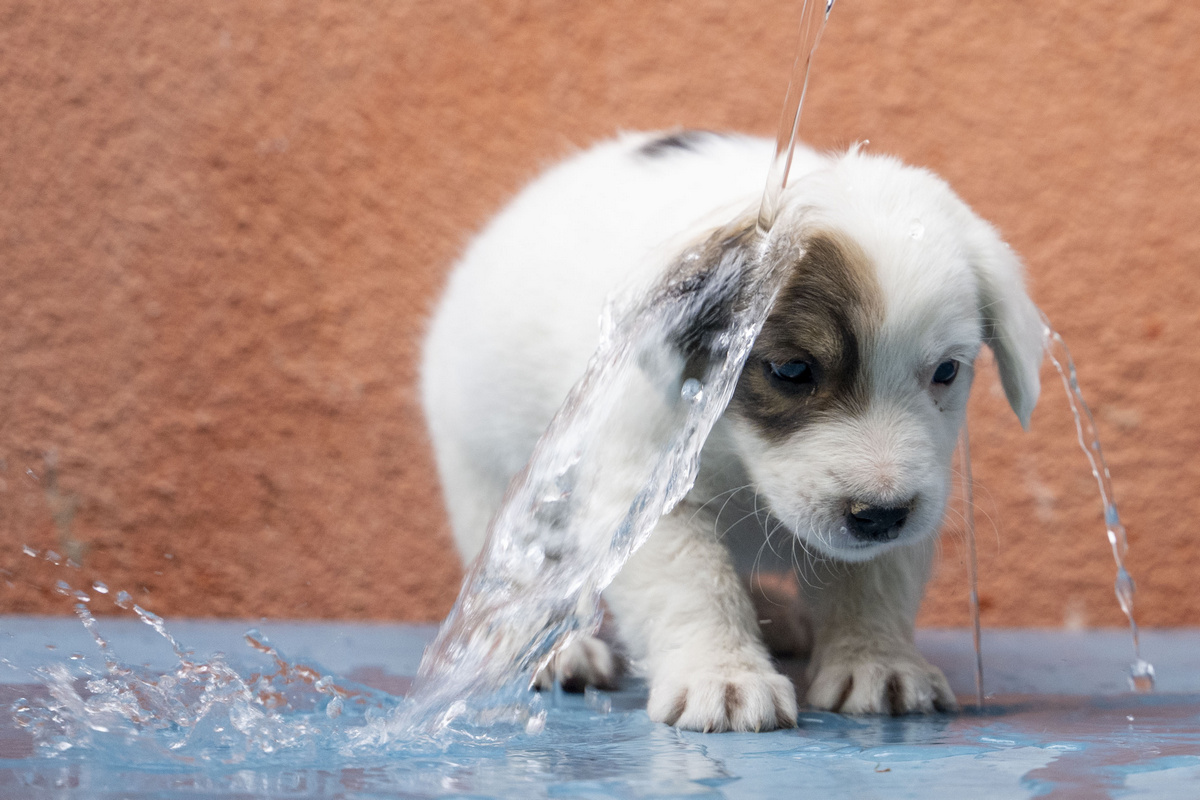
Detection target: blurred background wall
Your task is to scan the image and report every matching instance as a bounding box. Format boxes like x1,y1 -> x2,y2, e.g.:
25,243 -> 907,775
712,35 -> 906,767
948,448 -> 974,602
2,0 -> 1197,627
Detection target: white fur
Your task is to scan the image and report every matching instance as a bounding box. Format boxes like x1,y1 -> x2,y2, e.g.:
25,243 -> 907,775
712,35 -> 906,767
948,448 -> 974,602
421,132 -> 1042,731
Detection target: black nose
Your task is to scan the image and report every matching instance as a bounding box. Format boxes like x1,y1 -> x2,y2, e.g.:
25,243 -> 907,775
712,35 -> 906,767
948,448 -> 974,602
846,503 -> 910,542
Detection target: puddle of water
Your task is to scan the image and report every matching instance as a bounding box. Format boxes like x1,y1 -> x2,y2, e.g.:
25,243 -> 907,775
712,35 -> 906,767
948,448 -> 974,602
4,621 -> 1198,800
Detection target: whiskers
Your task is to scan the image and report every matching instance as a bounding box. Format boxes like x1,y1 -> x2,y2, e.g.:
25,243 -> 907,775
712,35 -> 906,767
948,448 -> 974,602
684,481 -> 853,598
765,511 -> 846,593
687,482 -> 756,534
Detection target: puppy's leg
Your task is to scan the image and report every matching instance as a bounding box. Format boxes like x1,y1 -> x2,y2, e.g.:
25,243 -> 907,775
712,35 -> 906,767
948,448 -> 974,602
747,572 -> 813,658
605,505 -> 797,732
532,634 -> 619,693
801,539 -> 957,715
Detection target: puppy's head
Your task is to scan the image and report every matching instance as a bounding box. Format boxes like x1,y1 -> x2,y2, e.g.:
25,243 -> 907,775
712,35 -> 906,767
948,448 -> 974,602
723,149 -> 1044,561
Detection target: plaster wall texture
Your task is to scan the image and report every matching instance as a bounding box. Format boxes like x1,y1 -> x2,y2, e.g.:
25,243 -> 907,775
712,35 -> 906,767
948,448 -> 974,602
2,1 -> 1198,628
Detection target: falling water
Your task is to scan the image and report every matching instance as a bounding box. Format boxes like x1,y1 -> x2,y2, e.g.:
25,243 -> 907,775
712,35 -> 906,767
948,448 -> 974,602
956,423 -> 985,710
400,0 -> 841,734
400,231 -> 794,734
758,0 -> 836,233
1041,320 -> 1154,692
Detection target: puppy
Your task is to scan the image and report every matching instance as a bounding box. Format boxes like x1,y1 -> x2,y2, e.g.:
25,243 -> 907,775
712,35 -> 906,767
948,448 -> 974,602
421,131 -> 1043,732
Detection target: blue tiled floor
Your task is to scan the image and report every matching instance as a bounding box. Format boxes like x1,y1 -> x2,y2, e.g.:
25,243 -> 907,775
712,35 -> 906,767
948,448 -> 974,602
3,618 -> 1199,799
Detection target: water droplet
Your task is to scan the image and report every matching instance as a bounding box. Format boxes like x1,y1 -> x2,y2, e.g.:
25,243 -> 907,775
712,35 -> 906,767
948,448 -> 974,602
681,378 -> 704,404
54,580 -> 72,596
1129,659 -> 1155,692
25,468 -> 39,482
115,590 -> 133,609
908,219 -> 925,240
1126,715 -> 1135,722
44,550 -> 62,565
21,545 -> 37,558
92,581 -> 109,594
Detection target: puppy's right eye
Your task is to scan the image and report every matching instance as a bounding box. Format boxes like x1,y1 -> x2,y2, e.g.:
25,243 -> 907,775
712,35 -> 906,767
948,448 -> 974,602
931,359 -> 959,386
764,359 -> 817,394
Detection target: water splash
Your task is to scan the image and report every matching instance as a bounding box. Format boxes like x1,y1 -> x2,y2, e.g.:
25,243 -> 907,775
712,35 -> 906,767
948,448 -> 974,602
12,573 -> 403,761
758,0 -> 836,233
956,422 -> 985,710
1041,318 -> 1153,692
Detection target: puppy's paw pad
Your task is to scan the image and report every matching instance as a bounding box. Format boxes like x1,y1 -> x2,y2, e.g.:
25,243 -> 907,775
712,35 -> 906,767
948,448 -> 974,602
806,650 -> 956,715
648,662 -> 797,732
533,635 -> 618,693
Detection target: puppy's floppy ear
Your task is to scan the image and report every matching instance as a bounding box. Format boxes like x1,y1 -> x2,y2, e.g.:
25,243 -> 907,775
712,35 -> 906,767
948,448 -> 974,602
969,223 -> 1045,429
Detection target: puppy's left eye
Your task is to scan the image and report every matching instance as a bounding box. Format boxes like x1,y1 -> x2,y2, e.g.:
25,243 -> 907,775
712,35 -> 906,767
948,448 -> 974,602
931,360 -> 959,385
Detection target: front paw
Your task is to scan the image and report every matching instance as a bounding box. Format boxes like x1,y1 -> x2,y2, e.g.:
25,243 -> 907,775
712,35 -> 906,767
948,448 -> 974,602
646,651 -> 797,732
806,644 -> 957,715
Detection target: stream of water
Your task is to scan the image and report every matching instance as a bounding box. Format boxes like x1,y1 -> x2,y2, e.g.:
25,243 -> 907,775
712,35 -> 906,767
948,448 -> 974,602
1042,322 -> 1155,692
758,0 -> 835,233
956,423 -> 985,710
400,0 -> 840,735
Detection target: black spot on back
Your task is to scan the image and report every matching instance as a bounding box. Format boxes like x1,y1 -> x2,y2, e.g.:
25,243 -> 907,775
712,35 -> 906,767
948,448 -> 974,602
637,130 -> 723,159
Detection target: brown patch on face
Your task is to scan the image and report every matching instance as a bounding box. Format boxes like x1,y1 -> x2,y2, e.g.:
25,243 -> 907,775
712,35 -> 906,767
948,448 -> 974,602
729,231 -> 882,440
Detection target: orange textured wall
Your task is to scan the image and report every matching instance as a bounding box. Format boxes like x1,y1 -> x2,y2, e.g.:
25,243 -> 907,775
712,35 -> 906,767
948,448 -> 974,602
2,1 -> 1198,628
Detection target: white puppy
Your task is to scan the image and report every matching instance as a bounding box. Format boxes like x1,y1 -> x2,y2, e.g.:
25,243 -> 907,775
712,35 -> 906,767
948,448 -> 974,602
421,131 -> 1043,732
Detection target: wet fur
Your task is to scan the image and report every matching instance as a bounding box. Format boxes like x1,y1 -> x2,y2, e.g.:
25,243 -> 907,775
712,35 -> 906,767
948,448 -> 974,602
421,131 -> 1043,731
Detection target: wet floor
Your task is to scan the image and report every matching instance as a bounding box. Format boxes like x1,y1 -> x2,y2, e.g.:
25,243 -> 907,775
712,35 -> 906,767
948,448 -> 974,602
3,619 -> 1199,799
